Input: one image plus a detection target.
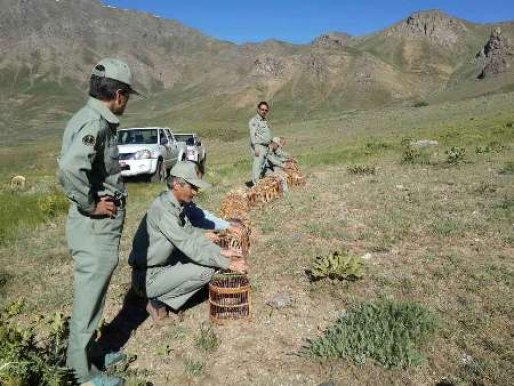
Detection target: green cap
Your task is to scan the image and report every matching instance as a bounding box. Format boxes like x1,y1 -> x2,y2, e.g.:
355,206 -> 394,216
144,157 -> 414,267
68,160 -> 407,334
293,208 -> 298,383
92,58 -> 143,96
170,161 -> 211,189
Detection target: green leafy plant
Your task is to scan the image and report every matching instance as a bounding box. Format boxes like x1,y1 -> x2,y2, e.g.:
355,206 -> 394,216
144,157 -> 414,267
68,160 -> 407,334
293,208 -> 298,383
38,189 -> 69,218
309,251 -> 364,281
301,301 -> 437,368
475,141 -> 505,154
184,359 -> 204,377
194,323 -> 220,353
347,165 -> 377,175
445,146 -> 466,164
401,147 -> 431,165
0,301 -> 74,386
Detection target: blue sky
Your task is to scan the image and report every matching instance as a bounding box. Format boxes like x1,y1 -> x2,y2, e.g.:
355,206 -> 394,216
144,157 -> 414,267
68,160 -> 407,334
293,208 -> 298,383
103,0 -> 514,44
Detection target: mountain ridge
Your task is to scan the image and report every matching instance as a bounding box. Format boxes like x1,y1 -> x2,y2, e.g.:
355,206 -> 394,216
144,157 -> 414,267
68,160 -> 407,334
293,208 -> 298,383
0,1 -> 513,142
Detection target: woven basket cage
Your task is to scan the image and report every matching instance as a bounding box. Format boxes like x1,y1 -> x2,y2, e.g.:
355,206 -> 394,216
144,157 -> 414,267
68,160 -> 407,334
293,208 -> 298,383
247,177 -> 282,206
219,194 -> 251,227
215,228 -> 250,258
209,272 -> 250,323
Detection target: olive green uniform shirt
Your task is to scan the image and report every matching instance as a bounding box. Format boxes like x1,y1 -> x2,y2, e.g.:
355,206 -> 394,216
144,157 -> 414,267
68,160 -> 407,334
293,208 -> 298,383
58,97 -> 126,213
129,190 -> 230,270
275,147 -> 291,163
249,114 -> 272,150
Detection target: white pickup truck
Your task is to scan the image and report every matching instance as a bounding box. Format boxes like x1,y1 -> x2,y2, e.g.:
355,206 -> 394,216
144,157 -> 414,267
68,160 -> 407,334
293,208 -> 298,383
117,127 -> 181,182
174,133 -> 207,169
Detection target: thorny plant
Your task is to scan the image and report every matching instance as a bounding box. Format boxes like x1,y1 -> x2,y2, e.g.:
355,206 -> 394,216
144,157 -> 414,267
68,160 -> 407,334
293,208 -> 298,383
0,299 -> 74,386
301,300 -> 437,368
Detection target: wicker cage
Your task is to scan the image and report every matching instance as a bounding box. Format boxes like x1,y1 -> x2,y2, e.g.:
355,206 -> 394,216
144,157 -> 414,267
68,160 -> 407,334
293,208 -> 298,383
209,272 -> 250,324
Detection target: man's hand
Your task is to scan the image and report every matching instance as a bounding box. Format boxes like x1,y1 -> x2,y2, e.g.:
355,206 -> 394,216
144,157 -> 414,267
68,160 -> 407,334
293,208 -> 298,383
221,248 -> 242,259
227,223 -> 243,237
93,197 -> 117,217
205,231 -> 219,243
228,258 -> 249,274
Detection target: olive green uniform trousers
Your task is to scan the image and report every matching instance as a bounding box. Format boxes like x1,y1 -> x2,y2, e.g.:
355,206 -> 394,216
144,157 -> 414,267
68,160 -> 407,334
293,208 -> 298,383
66,204 -> 125,383
251,143 -> 268,184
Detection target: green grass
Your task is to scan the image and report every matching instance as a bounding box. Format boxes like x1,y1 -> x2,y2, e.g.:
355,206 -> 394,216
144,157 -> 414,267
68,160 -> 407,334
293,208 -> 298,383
183,359 -> 205,377
0,91 -> 513,385
0,302 -> 73,386
0,188 -> 68,246
301,301 -> 437,368
194,323 -> 220,353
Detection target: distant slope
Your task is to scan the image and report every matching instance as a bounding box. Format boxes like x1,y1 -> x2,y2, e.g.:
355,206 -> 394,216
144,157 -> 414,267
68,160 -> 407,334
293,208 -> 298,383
0,1 -> 513,144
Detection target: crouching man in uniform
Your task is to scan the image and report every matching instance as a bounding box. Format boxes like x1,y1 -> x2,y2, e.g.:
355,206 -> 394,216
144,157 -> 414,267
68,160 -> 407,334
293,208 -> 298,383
129,161 -> 248,322
262,137 -> 293,192
58,58 -> 141,386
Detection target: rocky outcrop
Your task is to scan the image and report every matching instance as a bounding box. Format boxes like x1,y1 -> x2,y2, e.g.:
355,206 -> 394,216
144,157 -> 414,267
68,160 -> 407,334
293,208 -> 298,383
477,28 -> 513,78
385,10 -> 468,47
254,56 -> 286,78
312,32 -> 351,49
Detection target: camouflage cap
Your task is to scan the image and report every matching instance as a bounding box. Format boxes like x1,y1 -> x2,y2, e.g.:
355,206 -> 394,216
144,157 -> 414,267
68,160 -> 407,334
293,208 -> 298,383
92,58 -> 143,96
169,161 -> 211,189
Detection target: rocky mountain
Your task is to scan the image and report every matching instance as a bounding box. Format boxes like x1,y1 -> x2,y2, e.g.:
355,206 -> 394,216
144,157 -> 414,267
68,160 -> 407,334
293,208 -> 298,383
477,28 -> 513,78
0,1 -> 513,142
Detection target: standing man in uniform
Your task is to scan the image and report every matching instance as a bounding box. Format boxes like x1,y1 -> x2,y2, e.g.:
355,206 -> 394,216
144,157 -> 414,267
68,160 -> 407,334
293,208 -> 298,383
129,161 -> 247,322
249,101 -> 273,185
58,58 -> 140,386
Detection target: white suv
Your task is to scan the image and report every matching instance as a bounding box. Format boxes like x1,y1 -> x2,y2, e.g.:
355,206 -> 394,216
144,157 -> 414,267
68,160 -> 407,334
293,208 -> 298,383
117,127 -> 180,182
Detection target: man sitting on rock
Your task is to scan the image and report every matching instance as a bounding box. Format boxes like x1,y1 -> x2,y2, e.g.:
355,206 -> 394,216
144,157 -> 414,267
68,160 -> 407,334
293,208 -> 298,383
129,161 -> 247,323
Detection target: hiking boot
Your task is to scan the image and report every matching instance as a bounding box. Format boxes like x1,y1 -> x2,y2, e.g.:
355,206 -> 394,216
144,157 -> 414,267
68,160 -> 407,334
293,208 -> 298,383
80,375 -> 125,386
103,350 -> 127,369
146,299 -> 168,323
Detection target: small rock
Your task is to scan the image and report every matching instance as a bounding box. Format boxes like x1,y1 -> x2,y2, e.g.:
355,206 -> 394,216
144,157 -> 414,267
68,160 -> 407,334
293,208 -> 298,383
361,253 -> 372,260
410,139 -> 439,148
395,184 -> 405,190
266,293 -> 293,309
335,310 -> 348,319
460,353 -> 474,365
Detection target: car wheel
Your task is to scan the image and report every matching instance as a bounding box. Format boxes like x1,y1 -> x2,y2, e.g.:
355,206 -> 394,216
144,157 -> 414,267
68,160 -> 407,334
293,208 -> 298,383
199,155 -> 207,173
151,159 -> 167,183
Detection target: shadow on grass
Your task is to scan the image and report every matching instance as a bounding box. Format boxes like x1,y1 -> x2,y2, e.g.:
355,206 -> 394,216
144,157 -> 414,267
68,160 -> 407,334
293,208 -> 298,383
98,286 -> 209,352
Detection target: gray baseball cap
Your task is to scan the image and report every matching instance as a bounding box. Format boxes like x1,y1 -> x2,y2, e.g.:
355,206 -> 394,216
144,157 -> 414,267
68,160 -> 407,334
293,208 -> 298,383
170,161 -> 211,189
91,58 -> 143,96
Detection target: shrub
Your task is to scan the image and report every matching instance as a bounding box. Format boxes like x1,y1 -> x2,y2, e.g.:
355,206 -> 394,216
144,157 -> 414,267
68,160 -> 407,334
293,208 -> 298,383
401,147 -> 431,165
445,146 -> 466,164
308,251 -> 364,281
0,300 -> 74,386
347,165 -> 376,175
301,301 -> 437,368
475,141 -> 505,154
413,101 -> 429,107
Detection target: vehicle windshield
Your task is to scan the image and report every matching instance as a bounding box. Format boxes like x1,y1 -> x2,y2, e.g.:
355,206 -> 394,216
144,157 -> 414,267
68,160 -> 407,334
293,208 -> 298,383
175,134 -> 194,143
118,129 -> 158,145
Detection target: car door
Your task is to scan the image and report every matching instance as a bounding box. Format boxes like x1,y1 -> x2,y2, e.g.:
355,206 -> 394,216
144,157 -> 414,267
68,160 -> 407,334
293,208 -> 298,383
158,128 -> 173,170
165,129 -> 179,166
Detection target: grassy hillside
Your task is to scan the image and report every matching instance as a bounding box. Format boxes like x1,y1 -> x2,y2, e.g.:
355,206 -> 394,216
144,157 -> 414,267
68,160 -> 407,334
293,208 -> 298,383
1,91 -> 513,385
